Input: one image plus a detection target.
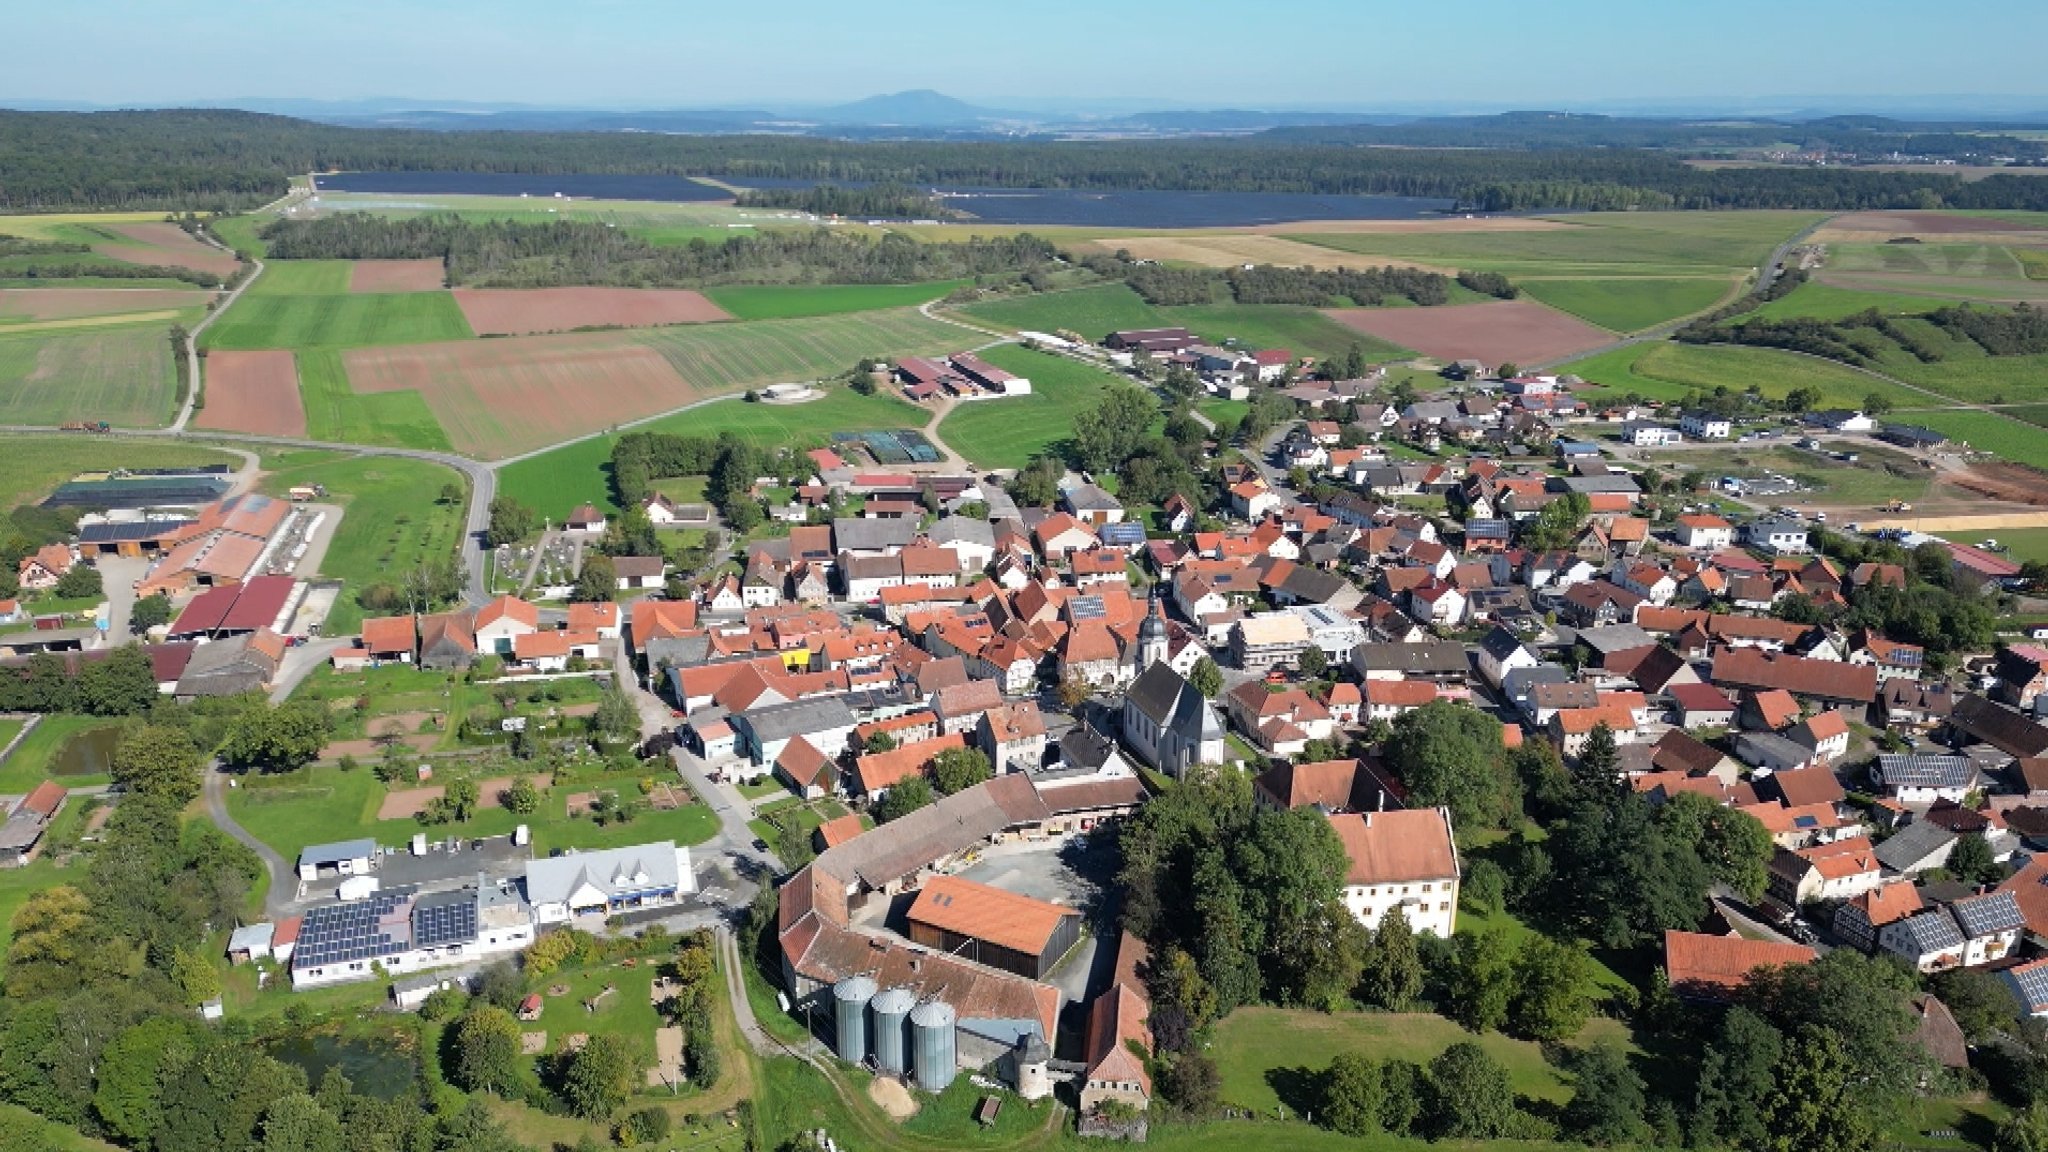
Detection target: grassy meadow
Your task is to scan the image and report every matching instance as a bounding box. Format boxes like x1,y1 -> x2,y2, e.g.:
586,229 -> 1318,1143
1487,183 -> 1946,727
201,291 -> 474,351
937,344 -> 1139,470
1568,340 -> 1927,410
253,450 -> 468,631
1519,276 -> 1739,332
497,386 -> 926,519
0,326 -> 181,427
0,434 -> 238,509
296,349 -> 451,451
957,282 -> 1407,360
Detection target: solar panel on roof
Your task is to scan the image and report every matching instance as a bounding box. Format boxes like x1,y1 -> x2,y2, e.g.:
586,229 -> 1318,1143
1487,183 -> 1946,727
2010,964 -> 2048,1008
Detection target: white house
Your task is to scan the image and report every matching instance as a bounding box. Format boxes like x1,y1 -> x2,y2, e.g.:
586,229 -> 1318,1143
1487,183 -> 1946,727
525,842 -> 695,925
1679,412 -> 1733,439
1329,808 -> 1460,939
1743,519 -> 1810,555
1620,421 -> 1682,447
1674,514 -> 1736,550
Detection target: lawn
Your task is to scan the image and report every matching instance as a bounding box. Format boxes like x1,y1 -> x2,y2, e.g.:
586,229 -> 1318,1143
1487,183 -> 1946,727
0,1102 -> 122,1151
1567,340 -> 1926,410
1908,410 -> 2048,472
227,759 -> 719,873
0,799 -> 98,969
1211,1006 -> 1635,1115
201,291 -> 474,350
0,325 -> 180,427
1196,398 -> 1250,433
704,280 -> 970,320
253,451 -> 468,632
497,387 -> 926,520
0,714 -> 127,792
1937,527 -> 2048,564
936,345 -> 1138,470
296,349 -> 452,451
0,433 -> 238,510
1518,276 -> 1739,333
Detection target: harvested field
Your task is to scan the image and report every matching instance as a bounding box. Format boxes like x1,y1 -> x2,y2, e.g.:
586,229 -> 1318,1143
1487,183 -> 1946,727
1088,233 -> 1447,272
349,260 -> 446,293
0,288 -> 210,321
1252,216 -> 1575,236
1945,461 -> 2048,509
345,333 -> 703,459
1821,211 -> 2048,235
1323,298 -> 1612,365
98,222 -> 241,278
375,772 -> 553,821
451,287 -> 730,336
0,326 -> 176,427
194,350 -> 306,436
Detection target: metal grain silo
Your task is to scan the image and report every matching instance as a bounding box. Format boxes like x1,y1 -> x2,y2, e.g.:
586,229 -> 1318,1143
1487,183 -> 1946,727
869,987 -> 915,1075
909,1000 -> 957,1093
831,976 -> 877,1064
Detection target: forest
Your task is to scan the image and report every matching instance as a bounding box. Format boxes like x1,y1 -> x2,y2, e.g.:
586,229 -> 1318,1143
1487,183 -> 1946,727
731,181 -> 947,219
10,108 -> 2048,213
260,213 -> 1058,287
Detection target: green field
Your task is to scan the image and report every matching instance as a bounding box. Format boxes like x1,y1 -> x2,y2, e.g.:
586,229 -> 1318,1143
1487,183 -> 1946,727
1907,410 -> 2048,471
958,282 -> 1407,361
245,259 -> 352,295
254,450 -> 468,632
1212,1007 -> 1635,1115
1827,242 -> 2030,279
1519,276 -> 1738,332
937,344 -> 1137,470
497,387 -> 927,519
296,349 -> 451,451
1747,280 -> 1969,321
0,434 -> 238,509
630,307 -> 959,393
1296,211 -> 1820,277
201,291 -> 474,350
0,325 -> 179,427
958,283 -> 1170,338
705,280 -> 970,320
1569,340 -> 1927,410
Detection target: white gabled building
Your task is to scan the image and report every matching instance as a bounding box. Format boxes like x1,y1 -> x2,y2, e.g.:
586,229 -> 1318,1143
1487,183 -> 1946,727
525,841 -> 696,925
1328,807 -> 1460,940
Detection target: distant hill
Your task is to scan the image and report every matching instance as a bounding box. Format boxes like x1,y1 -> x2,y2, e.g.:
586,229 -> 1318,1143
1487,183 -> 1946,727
816,89 -> 1020,127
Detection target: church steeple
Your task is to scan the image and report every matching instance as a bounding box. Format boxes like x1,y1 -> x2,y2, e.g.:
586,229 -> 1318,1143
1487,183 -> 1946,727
1138,583 -> 1168,669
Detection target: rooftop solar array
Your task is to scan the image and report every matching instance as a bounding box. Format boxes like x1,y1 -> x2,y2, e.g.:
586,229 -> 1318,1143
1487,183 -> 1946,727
2007,961 -> 2048,1011
1893,910 -> 1966,953
1951,890 -> 2025,938
1068,596 -> 1106,621
413,891 -> 478,948
294,890 -> 414,969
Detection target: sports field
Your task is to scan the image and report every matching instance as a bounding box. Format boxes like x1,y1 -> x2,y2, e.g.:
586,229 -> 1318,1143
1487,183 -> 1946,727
937,344 -> 1135,470
254,450 -> 468,632
1518,275 -> 1740,332
705,280 -> 970,320
496,386 -> 926,519
0,434 -> 238,510
201,290 -> 475,350
0,326 -> 177,426
1568,340 -> 1926,410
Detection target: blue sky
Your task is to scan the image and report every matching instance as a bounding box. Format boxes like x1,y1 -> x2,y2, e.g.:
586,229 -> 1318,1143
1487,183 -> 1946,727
11,0 -> 2048,112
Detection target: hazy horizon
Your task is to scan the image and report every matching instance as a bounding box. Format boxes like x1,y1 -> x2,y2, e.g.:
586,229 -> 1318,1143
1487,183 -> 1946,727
8,0 -> 2047,115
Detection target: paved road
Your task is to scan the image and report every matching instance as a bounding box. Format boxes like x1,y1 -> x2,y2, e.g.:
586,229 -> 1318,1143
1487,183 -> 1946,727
171,246 -> 264,432
202,765 -> 294,920
610,652 -> 781,878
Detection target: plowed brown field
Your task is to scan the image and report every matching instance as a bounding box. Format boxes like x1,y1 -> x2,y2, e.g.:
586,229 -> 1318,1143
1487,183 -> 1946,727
195,350 -> 306,436
0,288 -> 211,320
349,260 -> 446,293
99,222 -> 241,278
1324,298 -> 1612,365
451,287 -> 730,336
344,333 -> 704,458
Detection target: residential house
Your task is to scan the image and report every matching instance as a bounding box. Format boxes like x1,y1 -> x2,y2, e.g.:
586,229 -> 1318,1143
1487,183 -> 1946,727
473,595 -> 539,656
1787,712 -> 1851,764
1669,683 -> 1737,728
1663,931 -> 1815,1002
1678,411 -> 1733,439
1834,883 -> 1925,952
1743,519 -> 1811,555
1873,755 -> 1982,805
978,701 -> 1049,775
1675,514 -> 1735,550
1875,820 -> 1959,876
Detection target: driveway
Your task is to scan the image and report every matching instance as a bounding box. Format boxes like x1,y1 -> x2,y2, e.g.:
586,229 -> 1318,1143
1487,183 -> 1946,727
96,554 -> 151,640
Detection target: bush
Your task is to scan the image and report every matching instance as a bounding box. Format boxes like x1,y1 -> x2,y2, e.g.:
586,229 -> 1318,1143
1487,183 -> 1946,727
619,1107 -> 671,1145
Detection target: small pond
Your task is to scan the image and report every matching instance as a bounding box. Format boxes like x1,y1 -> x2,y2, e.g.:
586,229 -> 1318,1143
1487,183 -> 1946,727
266,1033 -> 417,1101
51,724 -> 125,777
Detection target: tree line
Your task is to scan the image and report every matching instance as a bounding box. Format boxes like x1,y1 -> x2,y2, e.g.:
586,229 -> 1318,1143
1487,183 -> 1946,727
261,213 -> 1058,288
10,108 -> 2048,214
1107,255 -> 1452,308
731,181 -> 947,219
1679,302 -> 2048,370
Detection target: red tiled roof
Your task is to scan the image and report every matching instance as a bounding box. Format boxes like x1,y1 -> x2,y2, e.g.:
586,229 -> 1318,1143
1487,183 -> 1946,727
1664,930 -> 1815,1000
17,780 -> 65,819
